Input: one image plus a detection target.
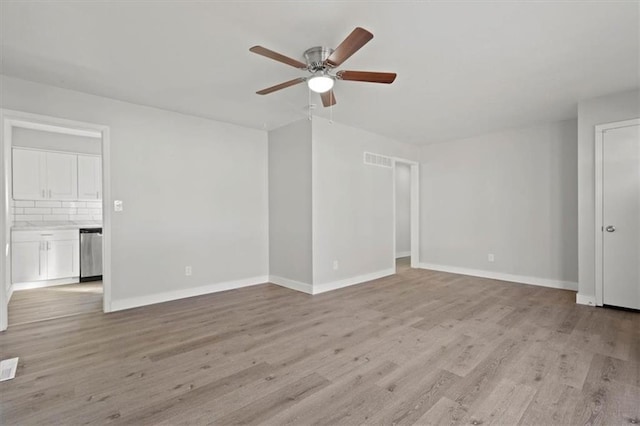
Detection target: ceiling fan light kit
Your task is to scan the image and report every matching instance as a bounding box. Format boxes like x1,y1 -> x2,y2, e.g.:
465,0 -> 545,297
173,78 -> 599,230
250,27 -> 397,107
308,73 -> 334,93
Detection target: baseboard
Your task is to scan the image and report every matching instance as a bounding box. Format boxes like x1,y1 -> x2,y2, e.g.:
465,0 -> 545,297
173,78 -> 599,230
313,268 -> 395,295
395,251 -> 411,259
419,263 -> 578,292
269,275 -> 313,294
110,275 -> 269,312
576,293 -> 596,306
13,277 -> 80,291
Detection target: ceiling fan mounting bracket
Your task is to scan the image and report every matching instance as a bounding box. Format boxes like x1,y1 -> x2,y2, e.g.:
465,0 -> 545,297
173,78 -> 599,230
304,46 -> 334,72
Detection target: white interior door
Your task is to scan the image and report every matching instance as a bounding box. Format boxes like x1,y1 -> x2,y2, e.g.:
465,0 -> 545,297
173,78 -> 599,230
603,124 -> 640,310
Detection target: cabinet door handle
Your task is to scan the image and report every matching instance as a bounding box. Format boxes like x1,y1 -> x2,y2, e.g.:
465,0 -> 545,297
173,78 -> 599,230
48,189 -> 52,198
42,189 -> 45,198
96,191 -> 99,199
47,241 -> 51,251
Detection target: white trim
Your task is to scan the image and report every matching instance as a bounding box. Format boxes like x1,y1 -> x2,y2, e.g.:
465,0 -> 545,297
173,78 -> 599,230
410,163 -> 419,269
110,275 -> 269,312
101,127 -> 112,313
7,284 -> 13,303
269,275 -> 313,294
11,146 -> 100,157
395,251 -> 411,258
0,109 -> 112,331
12,277 -> 79,291
7,119 -> 101,138
392,158 -> 420,273
313,268 -> 395,294
0,112 -> 10,331
419,263 -> 578,291
576,293 -> 596,306
594,118 -> 640,307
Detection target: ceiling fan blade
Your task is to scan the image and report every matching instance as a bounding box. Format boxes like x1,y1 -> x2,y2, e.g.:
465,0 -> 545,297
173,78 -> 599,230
336,70 -> 397,84
326,27 -> 373,67
249,46 -> 308,69
320,90 -> 337,107
256,77 -> 306,95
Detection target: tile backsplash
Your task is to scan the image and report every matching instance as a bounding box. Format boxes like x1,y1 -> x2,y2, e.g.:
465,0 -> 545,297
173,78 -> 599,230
12,200 -> 102,222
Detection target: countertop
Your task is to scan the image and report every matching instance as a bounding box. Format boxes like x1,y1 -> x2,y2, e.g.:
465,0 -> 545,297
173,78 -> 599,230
12,221 -> 103,231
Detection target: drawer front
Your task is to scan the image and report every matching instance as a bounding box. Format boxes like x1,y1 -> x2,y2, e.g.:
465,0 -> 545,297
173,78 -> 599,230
12,229 -> 79,242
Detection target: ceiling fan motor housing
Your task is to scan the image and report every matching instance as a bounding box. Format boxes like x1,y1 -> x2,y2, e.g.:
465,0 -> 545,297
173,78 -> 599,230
304,46 -> 334,72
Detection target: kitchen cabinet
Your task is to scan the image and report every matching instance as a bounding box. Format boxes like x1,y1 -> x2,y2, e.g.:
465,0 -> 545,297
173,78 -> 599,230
12,149 -> 46,200
77,155 -> 102,200
46,152 -> 78,199
12,148 -> 78,200
12,230 -> 79,284
47,240 -> 78,279
11,241 -> 45,283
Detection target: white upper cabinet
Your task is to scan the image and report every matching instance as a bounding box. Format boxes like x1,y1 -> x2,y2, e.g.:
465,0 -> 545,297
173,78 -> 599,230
12,148 -> 98,201
45,151 -> 78,200
77,155 -> 102,200
12,149 -> 47,200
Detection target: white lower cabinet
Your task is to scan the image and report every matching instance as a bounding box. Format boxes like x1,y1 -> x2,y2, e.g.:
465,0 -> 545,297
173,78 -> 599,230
12,230 -> 79,284
12,241 -> 46,283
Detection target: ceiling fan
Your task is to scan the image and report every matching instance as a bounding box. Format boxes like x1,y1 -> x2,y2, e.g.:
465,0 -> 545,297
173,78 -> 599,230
250,27 -> 397,107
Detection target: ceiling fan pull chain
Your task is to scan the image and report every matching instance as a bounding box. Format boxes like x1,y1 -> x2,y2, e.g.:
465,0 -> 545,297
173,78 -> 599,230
330,95 -> 333,124
308,87 -> 312,121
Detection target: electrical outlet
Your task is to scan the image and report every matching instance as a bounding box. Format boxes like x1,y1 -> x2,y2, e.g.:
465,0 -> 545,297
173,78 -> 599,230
114,200 -> 123,212
488,254 -> 495,262
185,266 -> 192,276
333,260 -> 339,270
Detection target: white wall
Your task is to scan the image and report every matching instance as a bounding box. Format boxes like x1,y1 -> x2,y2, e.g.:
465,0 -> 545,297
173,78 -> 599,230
13,127 -> 101,154
395,162 -> 411,257
312,117 -> 419,291
420,119 -> 578,288
1,75 -> 269,308
577,89 -> 640,301
268,119 -> 313,286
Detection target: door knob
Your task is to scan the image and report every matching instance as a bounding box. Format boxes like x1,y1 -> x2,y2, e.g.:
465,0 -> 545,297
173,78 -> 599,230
605,225 -> 616,232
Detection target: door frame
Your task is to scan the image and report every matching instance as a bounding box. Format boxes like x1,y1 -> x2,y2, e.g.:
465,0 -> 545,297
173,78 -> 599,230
0,109 -> 112,331
594,118 -> 640,307
392,158 -> 420,272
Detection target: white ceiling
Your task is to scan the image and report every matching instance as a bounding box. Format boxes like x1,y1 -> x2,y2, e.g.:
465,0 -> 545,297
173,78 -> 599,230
1,1 -> 638,145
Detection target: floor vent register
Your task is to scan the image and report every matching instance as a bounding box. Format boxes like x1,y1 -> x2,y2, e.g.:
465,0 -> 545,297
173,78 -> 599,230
0,357 -> 19,381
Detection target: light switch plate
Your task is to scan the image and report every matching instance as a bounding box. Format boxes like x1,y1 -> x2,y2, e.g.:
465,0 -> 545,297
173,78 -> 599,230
114,200 -> 123,212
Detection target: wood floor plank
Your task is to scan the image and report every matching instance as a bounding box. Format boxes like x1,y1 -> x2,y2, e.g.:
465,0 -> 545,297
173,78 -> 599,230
461,378 -> 537,425
519,380 -> 583,425
8,282 -> 103,325
368,368 -> 459,425
1,259 -> 638,425
214,372 -> 330,425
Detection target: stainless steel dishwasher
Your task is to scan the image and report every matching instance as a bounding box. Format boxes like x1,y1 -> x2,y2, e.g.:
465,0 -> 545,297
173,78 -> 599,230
80,228 -> 102,282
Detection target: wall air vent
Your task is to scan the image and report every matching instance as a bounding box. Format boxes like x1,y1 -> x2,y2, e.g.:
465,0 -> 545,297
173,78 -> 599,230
363,152 -> 393,168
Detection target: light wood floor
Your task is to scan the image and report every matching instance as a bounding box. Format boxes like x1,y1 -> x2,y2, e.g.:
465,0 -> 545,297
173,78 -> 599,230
8,282 -> 103,326
1,261 -> 638,425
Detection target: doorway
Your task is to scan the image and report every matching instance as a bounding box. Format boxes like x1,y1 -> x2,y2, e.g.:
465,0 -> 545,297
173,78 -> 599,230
594,118 -> 640,310
393,158 -> 419,273
0,110 -> 111,331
